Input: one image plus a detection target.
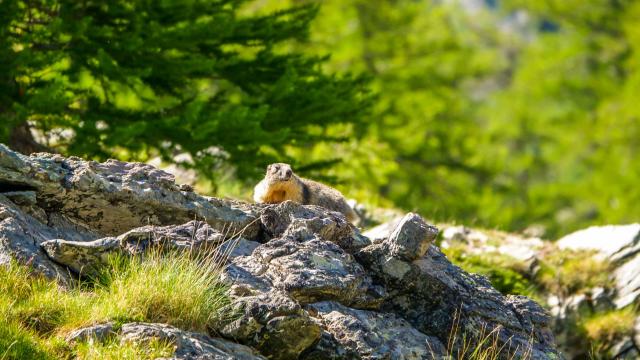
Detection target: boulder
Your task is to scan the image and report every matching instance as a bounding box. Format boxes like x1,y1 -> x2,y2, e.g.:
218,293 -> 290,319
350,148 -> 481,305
303,301 -> 447,359
557,224 -> 640,263
40,221 -> 232,276
123,322 -> 266,359
0,145 -> 562,359
557,224 -> 640,308
355,243 -> 561,359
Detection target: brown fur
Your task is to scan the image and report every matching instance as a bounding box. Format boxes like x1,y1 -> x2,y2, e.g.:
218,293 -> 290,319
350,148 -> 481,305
253,163 -> 359,223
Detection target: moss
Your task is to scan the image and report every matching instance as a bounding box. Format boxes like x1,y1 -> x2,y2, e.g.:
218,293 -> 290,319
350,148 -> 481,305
443,245 -> 539,299
536,249 -> 612,297
580,307 -> 637,355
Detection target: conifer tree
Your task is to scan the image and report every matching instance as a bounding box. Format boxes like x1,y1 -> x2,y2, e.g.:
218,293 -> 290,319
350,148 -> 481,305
0,0 -> 371,179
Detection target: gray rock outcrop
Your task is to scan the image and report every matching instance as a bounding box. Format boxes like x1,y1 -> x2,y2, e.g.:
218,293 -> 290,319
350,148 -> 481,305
0,145 -> 561,359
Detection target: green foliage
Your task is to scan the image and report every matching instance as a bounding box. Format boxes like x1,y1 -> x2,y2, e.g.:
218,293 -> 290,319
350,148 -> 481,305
252,0 -> 640,237
0,0 -> 371,181
0,315 -> 51,360
535,249 -> 612,298
4,0 -> 640,236
580,307 -> 637,358
444,245 -> 537,298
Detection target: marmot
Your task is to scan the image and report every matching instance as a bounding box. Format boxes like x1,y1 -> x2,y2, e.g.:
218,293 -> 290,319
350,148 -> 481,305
253,163 -> 359,224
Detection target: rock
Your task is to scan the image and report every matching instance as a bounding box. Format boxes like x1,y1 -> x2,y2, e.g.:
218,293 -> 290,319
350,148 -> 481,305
260,201 -> 370,252
219,291 -> 321,360
0,145 -> 563,359
252,236 -> 378,307
386,213 -> 438,261
304,301 -> 446,359
41,221 -> 229,276
41,236 -> 122,276
66,322 -> 115,344
0,195 -> 99,284
0,144 -> 259,239
557,224 -> 640,309
557,224 -> 640,263
440,224 -> 543,262
356,243 -> 561,359
614,254 -> 640,308
119,322 -> 266,360
362,216 -> 403,244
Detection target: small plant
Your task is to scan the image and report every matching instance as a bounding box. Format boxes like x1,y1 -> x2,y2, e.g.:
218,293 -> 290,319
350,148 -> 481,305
0,317 -> 51,360
0,245 -> 231,359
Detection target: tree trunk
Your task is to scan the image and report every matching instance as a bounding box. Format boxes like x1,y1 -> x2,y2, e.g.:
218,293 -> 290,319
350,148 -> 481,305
9,122 -> 54,155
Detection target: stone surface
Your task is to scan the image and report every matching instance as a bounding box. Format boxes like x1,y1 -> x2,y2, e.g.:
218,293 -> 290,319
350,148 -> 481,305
386,212 -> 438,261
41,221 -> 227,276
219,290 -> 321,360
557,224 -> 640,309
66,322 -> 115,344
304,301 -> 447,359
260,201 -> 370,252
0,145 -> 563,359
355,243 -> 561,360
557,224 -> 640,263
120,322 -> 266,360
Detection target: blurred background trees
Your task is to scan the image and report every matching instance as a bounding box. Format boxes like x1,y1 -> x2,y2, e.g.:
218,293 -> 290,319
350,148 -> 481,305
0,0 -> 371,180
2,0 -> 639,238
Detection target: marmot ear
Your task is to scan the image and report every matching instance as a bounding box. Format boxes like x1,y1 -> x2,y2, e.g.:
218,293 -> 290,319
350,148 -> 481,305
267,164 -> 272,171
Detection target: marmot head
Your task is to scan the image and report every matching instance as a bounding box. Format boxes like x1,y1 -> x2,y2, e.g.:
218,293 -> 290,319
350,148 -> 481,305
264,163 -> 294,184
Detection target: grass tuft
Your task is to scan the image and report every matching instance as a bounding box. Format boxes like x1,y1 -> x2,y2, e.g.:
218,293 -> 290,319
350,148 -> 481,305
94,251 -> 231,332
0,247 -> 230,359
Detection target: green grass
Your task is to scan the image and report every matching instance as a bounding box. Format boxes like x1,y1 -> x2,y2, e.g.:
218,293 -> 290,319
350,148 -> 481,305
73,338 -> 174,360
0,250 -> 230,359
581,307 -> 638,358
535,249 -> 612,298
93,251 -> 231,332
443,245 -> 539,299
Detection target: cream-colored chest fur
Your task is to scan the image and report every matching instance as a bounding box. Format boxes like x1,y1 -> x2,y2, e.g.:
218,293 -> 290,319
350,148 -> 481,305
253,179 -> 304,204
